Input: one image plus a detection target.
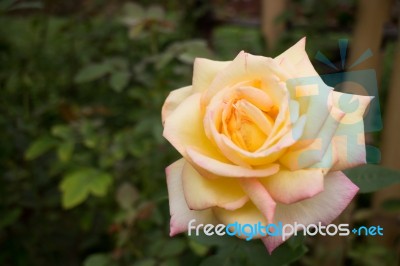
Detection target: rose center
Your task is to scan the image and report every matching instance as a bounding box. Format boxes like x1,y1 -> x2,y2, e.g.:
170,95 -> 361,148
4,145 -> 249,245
218,85 -> 279,152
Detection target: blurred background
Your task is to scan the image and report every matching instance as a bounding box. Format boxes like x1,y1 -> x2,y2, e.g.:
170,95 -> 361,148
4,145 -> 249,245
0,0 -> 399,265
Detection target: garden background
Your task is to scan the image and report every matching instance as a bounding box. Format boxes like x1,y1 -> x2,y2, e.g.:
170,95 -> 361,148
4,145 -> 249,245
0,0 -> 399,265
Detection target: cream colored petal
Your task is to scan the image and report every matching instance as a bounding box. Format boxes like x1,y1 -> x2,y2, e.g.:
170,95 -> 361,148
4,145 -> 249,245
275,37 -> 306,66
259,169 -> 324,204
262,171 -> 359,253
280,106 -> 344,170
186,147 -> 280,178
206,113 -> 306,167
163,92 -> 228,162
201,51 -> 289,107
166,159 -> 217,236
162,86 -> 193,125
331,91 -> 372,170
274,37 -> 318,79
240,178 -> 276,223
192,58 -> 231,93
293,79 -> 334,143
182,161 -> 248,211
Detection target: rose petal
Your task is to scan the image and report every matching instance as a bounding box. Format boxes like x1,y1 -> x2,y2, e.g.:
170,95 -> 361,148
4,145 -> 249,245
166,159 -> 217,236
162,86 -> 193,124
202,51 -> 289,107
259,168 -> 324,204
294,80 -> 334,143
275,37 -> 318,78
186,147 -> 280,178
280,106 -> 345,170
182,161 -> 248,210
163,92 -> 228,162
330,92 -> 373,170
262,171 -> 359,253
275,37 -> 306,67
214,171 -> 358,251
240,178 -> 276,223
192,58 -> 231,93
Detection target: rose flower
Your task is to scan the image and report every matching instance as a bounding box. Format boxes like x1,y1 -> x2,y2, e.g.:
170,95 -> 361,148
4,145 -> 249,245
161,38 -> 372,253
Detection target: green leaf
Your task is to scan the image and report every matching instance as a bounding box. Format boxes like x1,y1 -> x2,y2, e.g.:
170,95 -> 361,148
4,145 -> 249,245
87,172 -> 112,197
0,208 -> 22,229
83,253 -> 112,266
60,168 -> 113,209
287,234 -> 306,250
246,241 -> 308,266
110,71 -> 130,92
158,239 -> 186,258
344,164 -> 400,193
25,136 -> 58,160
51,125 -> 73,140
188,239 -> 209,256
74,63 -> 111,83
57,141 -> 74,162
8,1 -> 43,10
133,258 -> 157,266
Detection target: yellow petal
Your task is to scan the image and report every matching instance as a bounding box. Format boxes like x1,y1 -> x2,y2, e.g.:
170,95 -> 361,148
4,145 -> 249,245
259,169 -> 324,204
166,159 -> 217,236
192,58 -> 230,93
331,91 -> 372,170
163,92 -> 228,162
162,86 -> 193,125
201,51 -> 289,107
186,147 -> 280,178
182,161 -> 248,210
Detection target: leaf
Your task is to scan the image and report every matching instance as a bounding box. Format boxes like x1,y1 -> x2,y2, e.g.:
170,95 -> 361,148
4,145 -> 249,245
106,57 -> 129,70
188,239 -> 209,256
57,141 -> 74,162
60,168 -> 113,209
25,136 -> 58,160
51,124 -> 73,140
344,164 -> 400,193
74,63 -> 111,83
83,254 -> 112,266
8,1 -> 43,10
133,258 -> 157,266
0,208 -> 21,229
246,241 -> 308,266
109,71 -> 130,92
158,239 -> 186,258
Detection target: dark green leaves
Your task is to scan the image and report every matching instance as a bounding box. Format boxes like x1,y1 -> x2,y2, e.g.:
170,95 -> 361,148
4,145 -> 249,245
110,71 -> 130,92
344,164 -> 400,193
75,58 -> 131,92
60,168 -> 112,209
74,63 -> 112,83
25,136 -> 58,160
190,233 -> 308,266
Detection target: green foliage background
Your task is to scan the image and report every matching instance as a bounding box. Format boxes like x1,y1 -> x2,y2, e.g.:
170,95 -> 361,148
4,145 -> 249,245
0,1 -> 399,265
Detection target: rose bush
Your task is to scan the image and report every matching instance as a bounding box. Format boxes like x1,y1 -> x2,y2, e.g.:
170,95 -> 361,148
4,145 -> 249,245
161,38 -> 372,253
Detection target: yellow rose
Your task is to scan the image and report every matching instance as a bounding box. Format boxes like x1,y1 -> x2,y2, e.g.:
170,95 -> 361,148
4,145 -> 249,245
162,38 -> 372,252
